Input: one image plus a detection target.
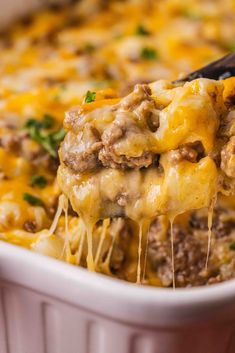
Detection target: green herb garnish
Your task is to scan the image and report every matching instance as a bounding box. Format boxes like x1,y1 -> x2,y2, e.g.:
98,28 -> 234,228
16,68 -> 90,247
136,24 -> 150,36
25,114 -> 55,130
41,114 -> 55,128
230,242 -> 235,251
29,126 -> 65,157
140,47 -> 158,60
27,125 -> 55,157
84,90 -> 96,103
25,118 -> 42,129
25,114 -> 65,158
31,175 -> 47,188
23,193 -> 44,206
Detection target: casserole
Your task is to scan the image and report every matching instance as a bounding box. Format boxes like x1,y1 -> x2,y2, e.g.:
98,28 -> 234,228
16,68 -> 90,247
1,1 -> 235,353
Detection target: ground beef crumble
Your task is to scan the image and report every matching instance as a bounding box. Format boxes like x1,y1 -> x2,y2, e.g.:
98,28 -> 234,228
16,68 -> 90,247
170,141 -> 205,164
221,136 -> 235,178
147,208 -> 235,287
148,222 -> 208,287
62,83 -> 160,172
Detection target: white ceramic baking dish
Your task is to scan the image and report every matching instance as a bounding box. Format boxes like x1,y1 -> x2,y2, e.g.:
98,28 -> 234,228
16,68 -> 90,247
1,241 -> 235,353
1,1 -> 235,353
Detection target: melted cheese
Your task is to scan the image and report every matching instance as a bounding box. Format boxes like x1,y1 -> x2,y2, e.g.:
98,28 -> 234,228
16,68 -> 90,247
1,0 -> 235,286
205,196 -> 217,269
58,78 -> 225,278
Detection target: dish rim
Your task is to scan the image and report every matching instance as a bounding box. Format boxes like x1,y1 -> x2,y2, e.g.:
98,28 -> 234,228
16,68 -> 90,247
1,240 -> 235,328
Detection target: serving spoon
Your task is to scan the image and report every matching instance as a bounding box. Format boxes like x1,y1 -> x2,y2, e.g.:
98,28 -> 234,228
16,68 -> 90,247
174,52 -> 235,83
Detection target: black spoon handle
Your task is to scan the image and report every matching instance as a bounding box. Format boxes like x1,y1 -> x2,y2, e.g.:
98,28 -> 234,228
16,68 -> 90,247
174,52 -> 235,83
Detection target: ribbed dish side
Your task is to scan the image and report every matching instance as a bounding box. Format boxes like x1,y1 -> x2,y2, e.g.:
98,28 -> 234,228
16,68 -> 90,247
1,281 -> 235,353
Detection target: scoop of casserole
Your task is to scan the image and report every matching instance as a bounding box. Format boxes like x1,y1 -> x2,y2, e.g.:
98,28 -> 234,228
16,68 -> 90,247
57,78 -> 235,272
59,79 -> 235,220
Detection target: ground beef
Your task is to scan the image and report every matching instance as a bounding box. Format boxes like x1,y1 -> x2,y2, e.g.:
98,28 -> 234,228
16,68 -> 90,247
148,224 -> 208,287
62,83 -> 160,172
109,218 -> 132,273
62,124 -> 103,173
120,84 -> 152,109
190,207 -> 235,238
170,141 -> 205,164
64,107 -> 83,131
110,245 -> 125,272
64,141 -> 102,173
100,120 -> 124,146
148,208 -> 235,287
0,129 -> 27,152
99,115 -> 155,170
98,84 -> 158,169
207,262 -> 235,285
221,136 -> 235,178
0,127 -> 58,172
99,147 -> 153,169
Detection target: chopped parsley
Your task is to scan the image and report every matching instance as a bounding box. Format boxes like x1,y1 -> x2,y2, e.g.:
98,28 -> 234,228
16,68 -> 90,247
31,175 -> 47,188
25,115 -> 65,158
136,24 -> 150,36
25,118 -> 42,129
23,193 -> 44,206
41,114 -> 55,128
29,126 -> 65,157
140,47 -> 158,60
229,242 -> 235,251
25,114 -> 55,130
84,90 -> 96,103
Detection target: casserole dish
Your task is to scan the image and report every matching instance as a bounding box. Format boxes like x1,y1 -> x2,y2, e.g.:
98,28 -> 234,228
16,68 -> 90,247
1,241 -> 235,353
0,1 -> 235,353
